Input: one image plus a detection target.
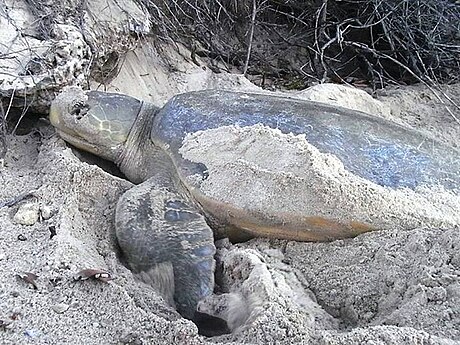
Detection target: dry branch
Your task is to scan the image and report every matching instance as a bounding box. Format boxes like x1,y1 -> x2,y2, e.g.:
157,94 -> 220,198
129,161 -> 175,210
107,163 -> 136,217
134,0 -> 459,90
0,102 -> 6,162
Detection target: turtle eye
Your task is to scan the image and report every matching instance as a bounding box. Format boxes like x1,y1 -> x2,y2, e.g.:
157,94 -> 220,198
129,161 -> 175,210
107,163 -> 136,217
70,101 -> 89,120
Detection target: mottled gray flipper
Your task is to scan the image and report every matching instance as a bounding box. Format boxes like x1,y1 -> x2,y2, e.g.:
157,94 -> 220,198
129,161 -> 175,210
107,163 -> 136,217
115,178 -> 216,319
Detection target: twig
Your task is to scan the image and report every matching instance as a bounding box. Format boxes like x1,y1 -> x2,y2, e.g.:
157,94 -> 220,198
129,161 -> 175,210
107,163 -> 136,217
4,87 -> 15,122
0,191 -> 37,209
313,0 -> 329,81
243,0 -> 257,77
344,40 -> 460,124
0,102 -> 6,162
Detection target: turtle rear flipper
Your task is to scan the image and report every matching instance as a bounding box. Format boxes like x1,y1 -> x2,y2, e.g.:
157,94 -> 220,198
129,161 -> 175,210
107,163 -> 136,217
115,177 -> 216,319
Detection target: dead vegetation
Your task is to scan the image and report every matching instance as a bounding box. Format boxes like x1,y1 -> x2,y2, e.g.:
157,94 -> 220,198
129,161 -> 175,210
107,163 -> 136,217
137,0 -> 460,90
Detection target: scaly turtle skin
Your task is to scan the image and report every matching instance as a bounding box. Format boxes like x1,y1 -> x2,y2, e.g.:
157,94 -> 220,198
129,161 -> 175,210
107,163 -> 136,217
50,87 -> 460,319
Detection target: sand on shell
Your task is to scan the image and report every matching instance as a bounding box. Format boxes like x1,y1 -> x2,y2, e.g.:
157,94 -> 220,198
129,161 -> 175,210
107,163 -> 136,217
179,124 -> 459,232
1,82 -> 460,345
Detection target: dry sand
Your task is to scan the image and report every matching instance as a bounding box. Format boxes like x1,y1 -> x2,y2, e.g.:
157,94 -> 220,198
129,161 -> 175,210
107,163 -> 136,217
0,83 -> 459,344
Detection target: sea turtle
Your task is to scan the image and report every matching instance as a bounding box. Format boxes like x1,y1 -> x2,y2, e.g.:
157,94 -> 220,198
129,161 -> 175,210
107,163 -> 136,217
49,87 -> 459,320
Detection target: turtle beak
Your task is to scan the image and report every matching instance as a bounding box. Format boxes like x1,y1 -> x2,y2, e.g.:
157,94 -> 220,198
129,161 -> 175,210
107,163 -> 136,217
49,101 -> 76,137
49,102 -> 62,128
49,88 -> 86,136
49,100 -> 81,140
50,98 -> 104,156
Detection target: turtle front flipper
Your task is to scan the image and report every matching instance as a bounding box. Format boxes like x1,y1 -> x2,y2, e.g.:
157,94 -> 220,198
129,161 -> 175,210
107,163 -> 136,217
115,177 -> 216,319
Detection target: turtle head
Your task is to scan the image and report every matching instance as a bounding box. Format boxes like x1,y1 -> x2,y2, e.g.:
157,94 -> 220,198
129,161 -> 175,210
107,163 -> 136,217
50,87 -> 142,161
